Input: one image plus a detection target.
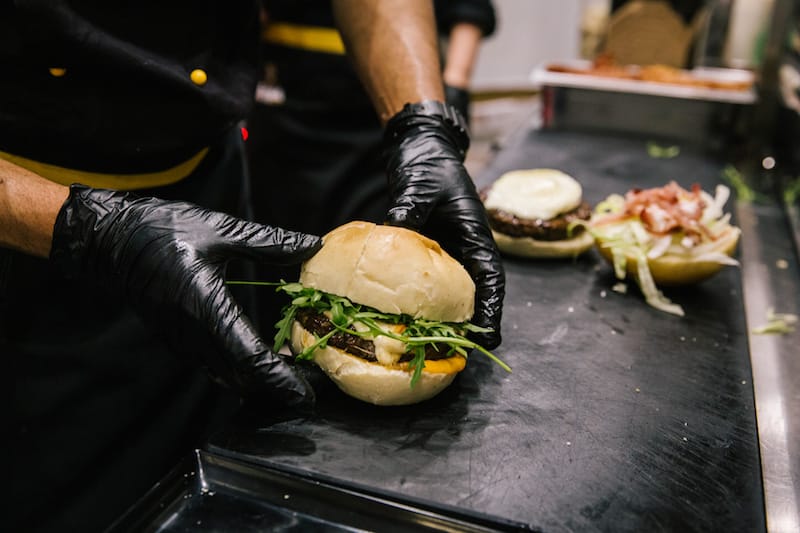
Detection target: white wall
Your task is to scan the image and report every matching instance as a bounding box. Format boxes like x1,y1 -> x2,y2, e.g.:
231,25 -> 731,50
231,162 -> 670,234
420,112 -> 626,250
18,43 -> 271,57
472,0 -> 585,91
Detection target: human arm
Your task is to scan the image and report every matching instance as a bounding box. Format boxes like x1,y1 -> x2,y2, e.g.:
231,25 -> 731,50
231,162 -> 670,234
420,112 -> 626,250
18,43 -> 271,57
436,0 -> 496,121
1,160 -> 322,407
442,22 -> 484,90
0,158 -> 69,257
331,0 -> 505,349
331,0 -> 444,124
442,22 -> 484,122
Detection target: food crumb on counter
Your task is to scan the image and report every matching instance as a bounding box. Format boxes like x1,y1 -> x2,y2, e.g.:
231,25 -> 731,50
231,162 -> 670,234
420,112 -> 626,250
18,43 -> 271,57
752,308 -> 798,335
776,259 -> 789,269
568,306 -> 574,313
612,282 -> 627,293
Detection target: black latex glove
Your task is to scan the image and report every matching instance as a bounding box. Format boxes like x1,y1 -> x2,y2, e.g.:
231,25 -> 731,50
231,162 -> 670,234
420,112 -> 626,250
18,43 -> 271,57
444,84 -> 471,125
383,101 -> 505,349
50,184 -> 322,408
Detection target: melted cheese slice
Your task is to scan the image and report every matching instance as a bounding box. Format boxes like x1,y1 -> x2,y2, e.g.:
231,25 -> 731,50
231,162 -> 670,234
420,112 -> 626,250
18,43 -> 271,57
483,168 -> 583,220
354,319 -> 467,374
411,356 -> 467,374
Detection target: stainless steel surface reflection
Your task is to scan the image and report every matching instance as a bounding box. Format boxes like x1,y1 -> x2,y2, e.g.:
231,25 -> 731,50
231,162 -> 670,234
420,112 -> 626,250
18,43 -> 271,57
738,200 -> 800,533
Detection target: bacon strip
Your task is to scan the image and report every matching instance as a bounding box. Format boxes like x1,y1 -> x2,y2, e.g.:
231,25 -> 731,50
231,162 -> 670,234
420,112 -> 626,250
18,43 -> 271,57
594,181 -> 715,243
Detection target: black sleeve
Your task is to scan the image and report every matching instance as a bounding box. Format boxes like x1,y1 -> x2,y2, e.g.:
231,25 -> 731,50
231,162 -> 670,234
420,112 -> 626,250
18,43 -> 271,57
433,0 -> 497,38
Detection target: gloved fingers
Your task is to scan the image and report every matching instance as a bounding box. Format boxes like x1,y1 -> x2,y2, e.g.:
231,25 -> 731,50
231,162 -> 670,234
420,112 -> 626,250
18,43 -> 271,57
214,217 -> 323,266
384,158 -> 462,230
151,274 -> 315,409
427,202 -> 505,350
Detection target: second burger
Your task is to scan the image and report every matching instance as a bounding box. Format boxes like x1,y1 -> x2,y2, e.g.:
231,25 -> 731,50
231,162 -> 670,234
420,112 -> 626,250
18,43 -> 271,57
482,168 -> 594,258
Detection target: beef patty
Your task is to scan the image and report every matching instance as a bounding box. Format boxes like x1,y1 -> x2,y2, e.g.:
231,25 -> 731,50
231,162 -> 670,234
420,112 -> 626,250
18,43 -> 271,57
482,194 -> 592,241
294,309 -> 454,363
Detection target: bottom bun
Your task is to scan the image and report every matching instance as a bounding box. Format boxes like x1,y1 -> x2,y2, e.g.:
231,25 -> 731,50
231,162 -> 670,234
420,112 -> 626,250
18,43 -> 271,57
492,229 -> 595,259
595,226 -> 741,286
290,322 -> 463,406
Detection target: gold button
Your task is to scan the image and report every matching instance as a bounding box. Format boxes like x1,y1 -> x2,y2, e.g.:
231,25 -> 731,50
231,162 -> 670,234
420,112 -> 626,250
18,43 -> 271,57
49,67 -> 67,77
190,68 -> 207,86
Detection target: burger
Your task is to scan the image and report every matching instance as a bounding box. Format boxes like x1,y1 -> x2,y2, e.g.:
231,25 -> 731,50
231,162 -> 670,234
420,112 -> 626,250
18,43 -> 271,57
481,168 -> 595,258
589,181 -> 741,316
272,221 -> 509,406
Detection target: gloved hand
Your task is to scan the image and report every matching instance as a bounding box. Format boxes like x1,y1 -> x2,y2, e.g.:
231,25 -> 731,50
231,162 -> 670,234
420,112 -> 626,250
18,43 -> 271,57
444,84 -> 471,125
49,184 -> 322,408
383,101 -> 505,349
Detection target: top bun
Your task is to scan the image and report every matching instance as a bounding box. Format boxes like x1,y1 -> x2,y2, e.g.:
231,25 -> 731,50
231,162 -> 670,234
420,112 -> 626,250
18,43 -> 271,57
299,221 -> 475,323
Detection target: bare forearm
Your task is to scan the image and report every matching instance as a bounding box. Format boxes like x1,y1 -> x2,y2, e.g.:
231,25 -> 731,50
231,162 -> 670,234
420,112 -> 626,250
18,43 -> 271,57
0,158 -> 69,257
332,0 -> 444,124
443,22 -> 483,89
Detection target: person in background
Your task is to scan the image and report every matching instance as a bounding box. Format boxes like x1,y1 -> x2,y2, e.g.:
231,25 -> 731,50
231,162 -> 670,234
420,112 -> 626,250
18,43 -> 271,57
246,1 -> 497,332
247,0 -> 496,235
2,1 -> 504,532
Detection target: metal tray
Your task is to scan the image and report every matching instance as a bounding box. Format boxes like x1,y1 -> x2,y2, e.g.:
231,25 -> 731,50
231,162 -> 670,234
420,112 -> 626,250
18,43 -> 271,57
530,60 -> 756,149
530,60 -> 756,104
107,449 -> 528,532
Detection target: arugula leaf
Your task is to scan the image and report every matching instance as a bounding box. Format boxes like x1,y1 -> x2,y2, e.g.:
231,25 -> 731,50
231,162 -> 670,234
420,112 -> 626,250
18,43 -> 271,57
262,281 -> 511,387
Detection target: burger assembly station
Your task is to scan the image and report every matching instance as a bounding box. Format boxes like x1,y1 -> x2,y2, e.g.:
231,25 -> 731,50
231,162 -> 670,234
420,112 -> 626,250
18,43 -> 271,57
105,3 -> 800,533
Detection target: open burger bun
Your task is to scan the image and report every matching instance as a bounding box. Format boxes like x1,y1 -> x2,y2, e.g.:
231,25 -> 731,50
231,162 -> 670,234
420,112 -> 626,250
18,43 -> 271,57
483,168 -> 594,259
595,225 -> 741,286
299,220 -> 475,323
293,221 -> 475,405
290,322 -> 463,406
492,229 -> 595,259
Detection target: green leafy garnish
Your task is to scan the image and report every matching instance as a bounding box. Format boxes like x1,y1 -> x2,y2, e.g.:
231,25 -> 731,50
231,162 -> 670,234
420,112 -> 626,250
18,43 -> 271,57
242,281 -> 511,387
752,308 -> 798,335
646,142 -> 680,159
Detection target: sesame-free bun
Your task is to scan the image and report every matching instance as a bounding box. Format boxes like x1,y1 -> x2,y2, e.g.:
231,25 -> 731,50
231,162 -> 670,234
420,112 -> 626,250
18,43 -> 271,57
290,322 -> 465,406
292,221 -> 475,405
595,226 -> 741,286
483,169 -> 594,259
299,221 -> 475,323
492,230 -> 595,259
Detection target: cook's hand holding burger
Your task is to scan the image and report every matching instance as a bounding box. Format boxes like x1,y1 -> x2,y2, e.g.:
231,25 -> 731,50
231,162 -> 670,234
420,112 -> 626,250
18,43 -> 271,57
274,221 -> 511,406
50,185 -> 322,407
383,100 -> 505,350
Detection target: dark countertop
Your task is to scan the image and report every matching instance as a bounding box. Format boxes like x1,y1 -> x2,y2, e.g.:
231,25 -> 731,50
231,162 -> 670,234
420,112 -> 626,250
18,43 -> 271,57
112,127 -> 786,533
202,129 -> 765,532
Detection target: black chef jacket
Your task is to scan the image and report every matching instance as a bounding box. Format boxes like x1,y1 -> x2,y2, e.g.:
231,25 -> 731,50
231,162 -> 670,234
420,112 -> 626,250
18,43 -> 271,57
0,0 -> 260,173
3,3 -> 266,532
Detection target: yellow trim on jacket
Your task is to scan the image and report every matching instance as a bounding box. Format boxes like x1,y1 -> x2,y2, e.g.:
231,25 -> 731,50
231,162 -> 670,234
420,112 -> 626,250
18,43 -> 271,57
0,147 -> 209,190
262,22 -> 346,55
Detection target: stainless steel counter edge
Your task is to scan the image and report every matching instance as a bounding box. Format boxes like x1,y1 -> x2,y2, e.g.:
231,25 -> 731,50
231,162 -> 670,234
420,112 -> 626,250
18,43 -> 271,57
738,199 -> 800,533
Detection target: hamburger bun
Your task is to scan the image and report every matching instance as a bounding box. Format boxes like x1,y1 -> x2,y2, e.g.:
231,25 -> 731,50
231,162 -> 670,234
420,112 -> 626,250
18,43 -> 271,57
290,221 -> 476,406
290,321 -> 465,406
482,169 -> 594,258
492,230 -> 596,259
299,220 -> 474,323
595,224 -> 741,286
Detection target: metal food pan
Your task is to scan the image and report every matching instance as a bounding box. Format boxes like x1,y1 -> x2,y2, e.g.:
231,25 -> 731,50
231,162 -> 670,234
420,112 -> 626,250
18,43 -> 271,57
530,61 -> 757,149
107,449 -> 526,532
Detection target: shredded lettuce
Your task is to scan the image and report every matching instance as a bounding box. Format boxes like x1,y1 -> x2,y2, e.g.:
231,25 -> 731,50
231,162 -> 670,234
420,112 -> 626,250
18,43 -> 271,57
590,184 -> 739,316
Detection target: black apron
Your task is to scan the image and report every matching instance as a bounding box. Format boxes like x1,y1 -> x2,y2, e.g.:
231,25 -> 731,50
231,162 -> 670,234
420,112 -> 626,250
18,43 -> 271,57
5,128 -> 254,533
